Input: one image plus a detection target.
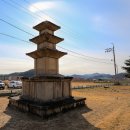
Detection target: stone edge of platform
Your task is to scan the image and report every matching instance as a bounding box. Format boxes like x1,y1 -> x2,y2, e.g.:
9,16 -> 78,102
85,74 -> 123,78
8,96 -> 86,118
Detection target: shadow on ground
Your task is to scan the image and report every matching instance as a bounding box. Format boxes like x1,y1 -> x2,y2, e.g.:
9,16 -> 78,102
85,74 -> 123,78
1,105 -> 100,130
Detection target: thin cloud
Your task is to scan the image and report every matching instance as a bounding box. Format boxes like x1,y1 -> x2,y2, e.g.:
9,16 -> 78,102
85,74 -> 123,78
29,1 -> 57,13
28,1 -> 60,25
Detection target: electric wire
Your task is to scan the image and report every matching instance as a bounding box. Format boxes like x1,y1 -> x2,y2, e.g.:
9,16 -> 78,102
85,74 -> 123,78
0,32 -> 30,43
0,18 -> 34,36
2,0 -> 105,60
0,0 -> 113,63
0,16 -> 111,62
1,0 -> 42,21
23,0 -> 83,38
2,0 -> 85,42
0,32 -> 113,65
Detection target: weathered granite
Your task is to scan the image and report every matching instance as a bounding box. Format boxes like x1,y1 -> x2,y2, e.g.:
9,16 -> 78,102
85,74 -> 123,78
9,21 -> 86,117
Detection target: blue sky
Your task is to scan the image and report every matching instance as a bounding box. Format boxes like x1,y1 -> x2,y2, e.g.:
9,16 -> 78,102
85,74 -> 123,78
0,0 -> 130,75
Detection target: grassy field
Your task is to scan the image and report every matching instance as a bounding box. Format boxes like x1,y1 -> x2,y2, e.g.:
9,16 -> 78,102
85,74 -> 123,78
0,85 -> 130,130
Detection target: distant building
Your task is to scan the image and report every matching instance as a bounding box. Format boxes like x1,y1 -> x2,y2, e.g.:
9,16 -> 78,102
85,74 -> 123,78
8,76 -> 23,81
0,75 -> 9,80
0,75 -> 22,81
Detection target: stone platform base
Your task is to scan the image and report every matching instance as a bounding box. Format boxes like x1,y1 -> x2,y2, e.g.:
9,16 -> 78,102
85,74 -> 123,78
8,96 -> 86,118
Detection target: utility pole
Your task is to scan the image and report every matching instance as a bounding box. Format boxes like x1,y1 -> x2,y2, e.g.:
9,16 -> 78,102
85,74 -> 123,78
112,43 -> 117,76
105,43 -> 117,76
116,65 -> 118,74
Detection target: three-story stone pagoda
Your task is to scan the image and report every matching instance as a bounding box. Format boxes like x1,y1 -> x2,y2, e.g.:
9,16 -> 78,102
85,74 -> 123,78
9,21 -> 86,117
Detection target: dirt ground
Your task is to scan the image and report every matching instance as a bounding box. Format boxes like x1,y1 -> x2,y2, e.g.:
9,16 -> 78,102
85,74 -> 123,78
0,85 -> 130,130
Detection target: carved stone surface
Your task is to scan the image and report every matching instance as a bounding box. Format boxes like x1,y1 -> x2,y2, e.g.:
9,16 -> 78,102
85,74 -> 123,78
22,76 -> 73,102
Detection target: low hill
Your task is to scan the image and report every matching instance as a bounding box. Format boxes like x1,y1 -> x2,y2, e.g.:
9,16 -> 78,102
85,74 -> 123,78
0,70 -> 126,80
71,73 -> 113,80
8,69 -> 35,77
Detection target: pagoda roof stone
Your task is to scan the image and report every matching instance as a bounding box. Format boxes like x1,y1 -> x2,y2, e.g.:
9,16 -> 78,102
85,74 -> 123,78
26,48 -> 67,59
30,32 -> 64,44
33,21 -> 60,31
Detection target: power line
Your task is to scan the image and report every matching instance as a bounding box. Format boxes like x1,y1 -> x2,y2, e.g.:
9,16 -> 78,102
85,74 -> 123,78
0,18 -> 34,36
0,14 -> 109,62
23,0 -> 83,38
0,12 -> 107,60
0,1 -> 112,63
0,32 -> 30,43
0,32 -> 113,65
1,11 -> 33,30
68,54 -> 113,65
2,0 -> 94,58
0,14 -> 111,62
1,15 -> 107,62
0,16 -> 111,62
57,46 -> 111,62
23,0 -> 87,42
58,46 -> 112,64
1,0 -> 42,21
7,0 -> 46,21
3,0 -> 85,42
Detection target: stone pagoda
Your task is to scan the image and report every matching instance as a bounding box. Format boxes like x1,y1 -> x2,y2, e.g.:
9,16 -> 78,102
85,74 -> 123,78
28,21 -> 66,77
9,21 -> 86,117
22,21 -> 72,102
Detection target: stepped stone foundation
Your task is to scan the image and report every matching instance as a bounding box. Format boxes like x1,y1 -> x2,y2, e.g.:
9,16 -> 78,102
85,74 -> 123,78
9,21 -> 86,117
9,96 -> 86,118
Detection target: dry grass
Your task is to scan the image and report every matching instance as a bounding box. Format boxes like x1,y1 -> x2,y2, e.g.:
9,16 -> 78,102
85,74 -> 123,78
71,81 -> 112,87
0,85 -> 130,130
73,86 -> 130,130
